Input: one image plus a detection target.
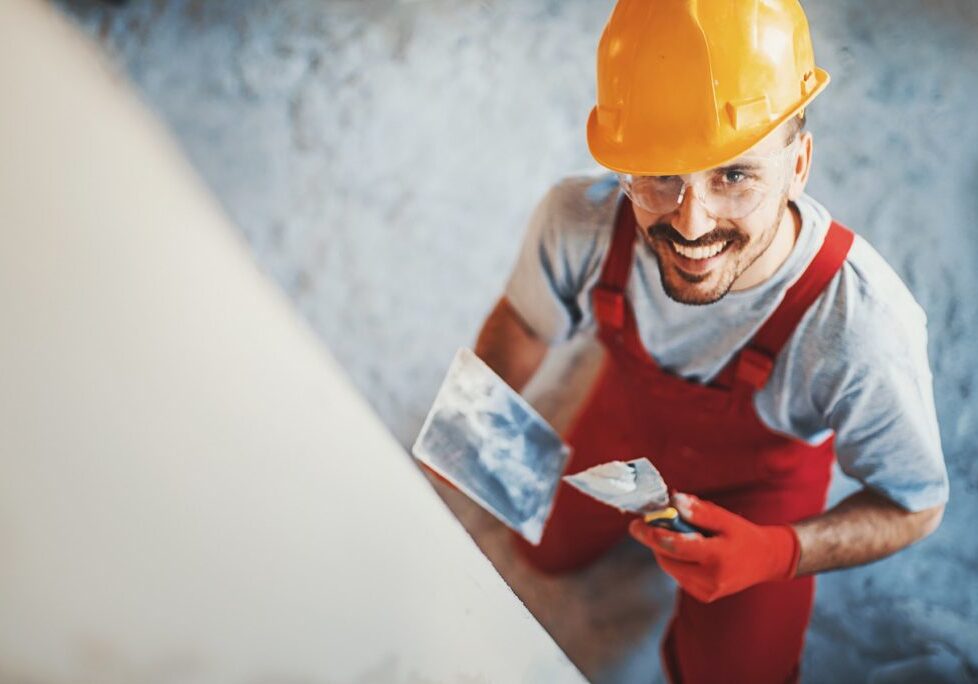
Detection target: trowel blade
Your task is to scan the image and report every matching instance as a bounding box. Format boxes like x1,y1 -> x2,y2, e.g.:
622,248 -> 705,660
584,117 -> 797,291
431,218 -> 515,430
412,348 -> 570,546
563,458 -> 670,515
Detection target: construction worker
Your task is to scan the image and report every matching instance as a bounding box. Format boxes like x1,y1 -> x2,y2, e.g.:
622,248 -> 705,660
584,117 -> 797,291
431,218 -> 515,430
474,1 -> 949,682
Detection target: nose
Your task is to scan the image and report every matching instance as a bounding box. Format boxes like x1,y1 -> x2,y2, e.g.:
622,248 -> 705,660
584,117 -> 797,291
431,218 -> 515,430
669,183 -> 717,241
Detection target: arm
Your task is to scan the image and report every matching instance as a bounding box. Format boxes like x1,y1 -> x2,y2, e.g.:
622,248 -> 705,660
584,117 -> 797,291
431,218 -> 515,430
629,489 -> 945,603
793,488 -> 944,575
474,296 -> 549,393
423,298 -> 548,492
475,180 -> 604,390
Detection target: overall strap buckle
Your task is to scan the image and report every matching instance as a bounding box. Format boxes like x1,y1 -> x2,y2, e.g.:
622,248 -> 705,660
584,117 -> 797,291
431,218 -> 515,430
734,346 -> 775,390
730,222 -> 855,395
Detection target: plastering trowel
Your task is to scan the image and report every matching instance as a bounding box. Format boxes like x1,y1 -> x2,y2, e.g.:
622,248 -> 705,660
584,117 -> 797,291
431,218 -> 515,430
563,459 -> 709,535
412,348 -> 570,545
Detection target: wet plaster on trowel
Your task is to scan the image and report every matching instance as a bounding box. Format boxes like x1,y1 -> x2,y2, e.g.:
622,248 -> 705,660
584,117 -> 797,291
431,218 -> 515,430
581,462 -> 640,496
59,1 -> 978,681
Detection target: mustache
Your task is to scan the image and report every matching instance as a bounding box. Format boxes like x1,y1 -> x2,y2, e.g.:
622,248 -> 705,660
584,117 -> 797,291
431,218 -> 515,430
646,224 -> 748,248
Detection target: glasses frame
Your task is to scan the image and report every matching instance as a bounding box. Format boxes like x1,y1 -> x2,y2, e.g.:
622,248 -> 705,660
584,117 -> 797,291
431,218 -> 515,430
617,141 -> 800,220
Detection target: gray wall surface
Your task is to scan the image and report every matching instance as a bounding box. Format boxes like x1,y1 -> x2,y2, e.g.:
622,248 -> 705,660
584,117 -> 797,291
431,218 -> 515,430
58,1 -> 978,682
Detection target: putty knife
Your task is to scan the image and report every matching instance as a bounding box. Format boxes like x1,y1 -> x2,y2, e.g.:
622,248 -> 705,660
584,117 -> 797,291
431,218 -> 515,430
563,458 -> 708,535
412,348 -> 570,545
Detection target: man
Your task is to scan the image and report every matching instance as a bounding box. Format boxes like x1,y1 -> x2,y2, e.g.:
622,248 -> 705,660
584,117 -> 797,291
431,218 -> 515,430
474,1 -> 948,682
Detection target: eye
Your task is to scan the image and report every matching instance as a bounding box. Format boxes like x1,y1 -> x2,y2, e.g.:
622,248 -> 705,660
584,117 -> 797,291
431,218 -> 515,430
723,169 -> 747,185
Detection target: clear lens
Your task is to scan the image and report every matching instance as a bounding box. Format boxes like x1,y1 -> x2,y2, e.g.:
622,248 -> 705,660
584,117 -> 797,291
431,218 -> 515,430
618,144 -> 796,220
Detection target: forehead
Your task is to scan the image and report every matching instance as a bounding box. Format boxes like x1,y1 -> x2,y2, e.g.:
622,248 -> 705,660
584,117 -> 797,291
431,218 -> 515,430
719,123 -> 791,166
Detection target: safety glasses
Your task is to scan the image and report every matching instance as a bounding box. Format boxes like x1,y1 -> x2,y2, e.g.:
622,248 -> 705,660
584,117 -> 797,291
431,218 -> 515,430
617,143 -> 798,220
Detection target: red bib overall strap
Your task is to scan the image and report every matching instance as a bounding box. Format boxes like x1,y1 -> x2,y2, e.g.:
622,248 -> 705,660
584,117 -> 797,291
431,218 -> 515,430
730,222 -> 854,392
592,199 -> 651,361
592,198 -> 638,331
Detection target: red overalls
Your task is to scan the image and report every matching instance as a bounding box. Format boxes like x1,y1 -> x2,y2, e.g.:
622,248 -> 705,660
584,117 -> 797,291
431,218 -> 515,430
515,199 -> 854,684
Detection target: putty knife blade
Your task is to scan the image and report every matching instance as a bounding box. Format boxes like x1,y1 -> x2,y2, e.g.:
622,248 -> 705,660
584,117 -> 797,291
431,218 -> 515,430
412,348 -> 570,545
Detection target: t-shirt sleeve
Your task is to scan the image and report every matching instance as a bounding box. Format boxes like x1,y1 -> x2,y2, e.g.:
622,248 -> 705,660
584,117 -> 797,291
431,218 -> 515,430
817,282 -> 948,512
503,178 -> 614,343
825,340 -> 948,512
756,255 -> 949,513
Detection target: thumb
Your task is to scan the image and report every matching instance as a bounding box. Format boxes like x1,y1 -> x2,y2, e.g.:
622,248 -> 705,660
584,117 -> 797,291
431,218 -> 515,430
674,493 -> 745,534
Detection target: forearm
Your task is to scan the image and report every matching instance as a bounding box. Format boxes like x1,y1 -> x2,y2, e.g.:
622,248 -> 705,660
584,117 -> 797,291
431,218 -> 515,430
792,488 -> 944,576
474,297 -> 548,392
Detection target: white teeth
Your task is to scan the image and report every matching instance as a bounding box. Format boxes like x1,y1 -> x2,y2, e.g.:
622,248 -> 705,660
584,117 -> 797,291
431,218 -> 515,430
670,240 -> 727,260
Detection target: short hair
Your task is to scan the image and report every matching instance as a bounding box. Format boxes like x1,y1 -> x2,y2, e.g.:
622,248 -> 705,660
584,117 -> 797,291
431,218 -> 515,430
784,112 -> 807,145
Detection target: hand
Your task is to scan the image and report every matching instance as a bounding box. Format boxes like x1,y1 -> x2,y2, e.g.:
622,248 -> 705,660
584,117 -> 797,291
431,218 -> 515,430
419,462 -> 458,492
628,493 -> 801,603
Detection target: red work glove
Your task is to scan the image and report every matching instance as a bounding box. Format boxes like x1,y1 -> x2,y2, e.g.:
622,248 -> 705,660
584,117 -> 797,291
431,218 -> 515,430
628,493 -> 801,603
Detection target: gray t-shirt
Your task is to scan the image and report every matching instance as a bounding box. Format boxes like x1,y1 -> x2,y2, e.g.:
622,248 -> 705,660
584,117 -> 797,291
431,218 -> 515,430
504,173 -> 949,512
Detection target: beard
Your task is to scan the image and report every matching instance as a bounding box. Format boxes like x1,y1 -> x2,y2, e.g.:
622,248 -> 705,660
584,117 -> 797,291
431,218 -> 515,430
640,197 -> 789,306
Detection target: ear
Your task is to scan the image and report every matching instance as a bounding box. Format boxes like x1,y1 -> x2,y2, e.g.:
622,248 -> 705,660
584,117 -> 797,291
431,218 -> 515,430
787,131 -> 813,201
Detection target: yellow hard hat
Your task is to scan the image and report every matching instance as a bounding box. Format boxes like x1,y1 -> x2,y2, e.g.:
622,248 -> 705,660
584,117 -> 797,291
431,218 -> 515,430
586,0 -> 830,176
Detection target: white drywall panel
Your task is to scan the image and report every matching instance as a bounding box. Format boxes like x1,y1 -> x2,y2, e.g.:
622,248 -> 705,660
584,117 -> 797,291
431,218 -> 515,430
0,2 -> 585,682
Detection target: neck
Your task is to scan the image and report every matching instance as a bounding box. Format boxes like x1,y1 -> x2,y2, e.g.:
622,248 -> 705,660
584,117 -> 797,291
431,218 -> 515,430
730,201 -> 801,291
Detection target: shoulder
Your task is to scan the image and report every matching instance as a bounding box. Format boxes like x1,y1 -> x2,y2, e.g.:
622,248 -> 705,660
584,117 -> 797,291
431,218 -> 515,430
791,215 -> 931,409
533,171 -> 621,245
814,231 -> 928,362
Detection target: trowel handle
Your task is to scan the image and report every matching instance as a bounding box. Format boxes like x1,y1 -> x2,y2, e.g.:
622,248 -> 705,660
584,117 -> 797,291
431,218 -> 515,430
643,507 -> 713,537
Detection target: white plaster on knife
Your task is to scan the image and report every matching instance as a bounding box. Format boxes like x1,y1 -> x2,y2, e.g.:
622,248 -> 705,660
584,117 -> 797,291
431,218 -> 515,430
577,461 -> 640,496
565,459 -> 709,535
564,459 -> 670,514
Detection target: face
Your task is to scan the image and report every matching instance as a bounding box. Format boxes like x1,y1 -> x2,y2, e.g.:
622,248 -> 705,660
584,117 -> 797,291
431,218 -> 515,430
630,126 -> 813,305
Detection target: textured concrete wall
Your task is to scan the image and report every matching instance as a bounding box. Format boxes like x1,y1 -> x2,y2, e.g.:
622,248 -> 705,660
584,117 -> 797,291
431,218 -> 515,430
59,1 -> 978,682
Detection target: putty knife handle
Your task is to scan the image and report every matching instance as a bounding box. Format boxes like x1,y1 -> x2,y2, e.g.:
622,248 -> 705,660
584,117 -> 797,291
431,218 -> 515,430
644,507 -> 713,537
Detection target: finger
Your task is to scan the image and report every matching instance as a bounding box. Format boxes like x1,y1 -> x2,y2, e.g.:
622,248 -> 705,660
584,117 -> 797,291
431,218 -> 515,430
420,463 -> 459,492
653,528 -> 715,563
656,555 -> 703,576
628,518 -> 665,547
650,541 -> 706,564
657,557 -> 716,600
681,583 -> 721,604
630,520 -> 715,563
628,519 -> 686,550
673,493 -> 744,534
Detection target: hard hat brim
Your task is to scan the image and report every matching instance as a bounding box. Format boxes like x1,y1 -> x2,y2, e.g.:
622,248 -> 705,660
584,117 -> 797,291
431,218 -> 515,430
587,67 -> 830,177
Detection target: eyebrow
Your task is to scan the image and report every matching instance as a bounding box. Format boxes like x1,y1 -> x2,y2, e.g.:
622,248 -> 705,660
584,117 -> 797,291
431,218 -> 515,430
715,160 -> 764,173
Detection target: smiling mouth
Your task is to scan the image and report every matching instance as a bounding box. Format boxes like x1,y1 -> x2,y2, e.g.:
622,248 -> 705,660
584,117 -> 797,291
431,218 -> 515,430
669,239 -> 731,260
